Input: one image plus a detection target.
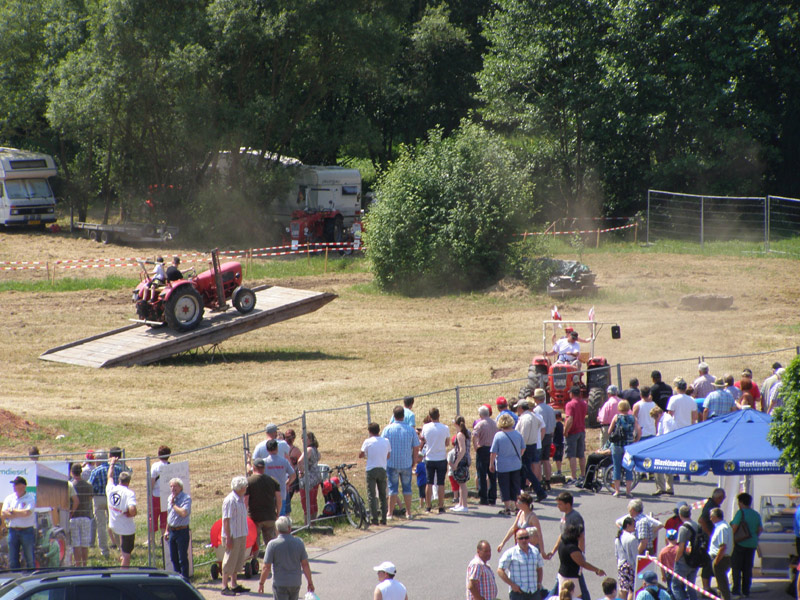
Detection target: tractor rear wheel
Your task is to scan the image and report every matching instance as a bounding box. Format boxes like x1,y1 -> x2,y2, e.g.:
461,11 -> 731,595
232,286 -> 256,314
164,285 -> 204,331
586,387 -> 606,428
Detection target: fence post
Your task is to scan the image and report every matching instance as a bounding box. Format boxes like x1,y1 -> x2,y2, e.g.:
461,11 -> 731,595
616,363 -> 622,389
242,433 -> 250,472
596,227 -> 601,248
455,386 -> 461,416
646,190 -> 650,245
301,412 -> 311,527
765,195 -> 771,253
145,455 -> 153,568
366,402 -> 372,426
700,196 -> 705,249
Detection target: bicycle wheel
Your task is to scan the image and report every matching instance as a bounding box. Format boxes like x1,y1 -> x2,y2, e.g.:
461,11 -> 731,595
341,485 -> 368,529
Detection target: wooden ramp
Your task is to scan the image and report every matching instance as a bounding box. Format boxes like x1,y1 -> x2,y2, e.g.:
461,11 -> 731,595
39,286 -> 336,368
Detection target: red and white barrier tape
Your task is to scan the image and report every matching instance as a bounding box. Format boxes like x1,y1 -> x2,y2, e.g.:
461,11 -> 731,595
652,499 -> 706,520
639,553 -> 721,600
517,223 -> 637,236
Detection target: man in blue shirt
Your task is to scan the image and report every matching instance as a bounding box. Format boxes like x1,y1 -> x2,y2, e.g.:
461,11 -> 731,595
165,477 -> 192,579
497,527 -> 544,599
382,405 -> 420,519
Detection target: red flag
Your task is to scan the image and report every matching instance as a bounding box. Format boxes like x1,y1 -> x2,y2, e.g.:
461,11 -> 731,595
551,306 -> 561,321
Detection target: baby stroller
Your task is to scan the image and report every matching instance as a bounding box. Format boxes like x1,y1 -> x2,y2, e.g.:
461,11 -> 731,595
580,452 -> 612,493
209,517 -> 260,580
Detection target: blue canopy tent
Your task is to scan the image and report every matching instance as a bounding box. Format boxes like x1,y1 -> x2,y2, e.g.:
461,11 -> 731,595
622,409 -> 785,475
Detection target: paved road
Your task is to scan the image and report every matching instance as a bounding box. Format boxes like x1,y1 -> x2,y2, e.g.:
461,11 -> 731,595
195,475 -> 727,599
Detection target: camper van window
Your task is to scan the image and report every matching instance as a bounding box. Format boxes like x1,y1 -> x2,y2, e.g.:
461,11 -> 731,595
342,185 -> 359,195
5,180 -> 28,199
27,179 -> 52,198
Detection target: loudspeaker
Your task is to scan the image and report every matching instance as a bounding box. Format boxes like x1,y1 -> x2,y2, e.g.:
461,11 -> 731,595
611,325 -> 621,339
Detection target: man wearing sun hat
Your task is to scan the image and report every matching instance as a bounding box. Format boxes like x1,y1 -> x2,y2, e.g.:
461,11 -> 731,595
702,377 -> 736,420
373,561 -> 408,600
1,475 -> 35,568
635,570 -> 671,600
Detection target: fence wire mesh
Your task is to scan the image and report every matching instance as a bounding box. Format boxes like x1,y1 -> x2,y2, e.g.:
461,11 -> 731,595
1,345 -> 796,570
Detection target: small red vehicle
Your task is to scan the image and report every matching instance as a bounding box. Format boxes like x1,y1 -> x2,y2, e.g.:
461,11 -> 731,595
132,250 -> 256,332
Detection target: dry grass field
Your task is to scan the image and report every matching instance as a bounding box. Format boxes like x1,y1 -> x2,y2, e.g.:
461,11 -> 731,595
1,230 -> 796,460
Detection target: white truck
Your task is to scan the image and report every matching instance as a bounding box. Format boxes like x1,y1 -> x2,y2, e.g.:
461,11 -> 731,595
275,165 -> 362,224
0,147 -> 58,228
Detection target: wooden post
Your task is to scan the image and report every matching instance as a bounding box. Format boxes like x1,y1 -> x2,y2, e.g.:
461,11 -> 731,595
306,242 -> 311,266
46,261 -> 50,283
51,262 -> 57,285
634,222 -> 638,244
596,227 -> 601,248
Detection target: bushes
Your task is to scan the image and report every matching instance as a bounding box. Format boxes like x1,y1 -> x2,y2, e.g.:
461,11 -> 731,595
365,122 -> 537,295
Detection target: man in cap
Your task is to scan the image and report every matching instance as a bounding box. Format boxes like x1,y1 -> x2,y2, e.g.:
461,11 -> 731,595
1,475 -> 35,568
550,330 -> 582,364
264,440 -> 295,517
495,397 -> 518,426
635,570 -> 671,600
373,561 -> 408,600
473,404 -> 498,505
467,540 -> 498,600
702,377 -> 736,420
252,424 -> 291,464
761,362 -> 782,405
658,528 -> 680,590
260,516 -> 314,600
247,457 -> 282,549
532,389 -> 556,491
692,362 -> 716,400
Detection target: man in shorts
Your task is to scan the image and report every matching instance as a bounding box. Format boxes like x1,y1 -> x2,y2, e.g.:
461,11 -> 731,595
564,386 -> 587,484
69,463 -> 94,566
221,476 -> 249,596
106,457 -> 137,567
382,405 -> 420,519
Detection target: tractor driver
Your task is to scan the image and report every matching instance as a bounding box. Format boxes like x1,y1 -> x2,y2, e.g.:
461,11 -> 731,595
549,330 -> 583,364
166,256 -> 183,281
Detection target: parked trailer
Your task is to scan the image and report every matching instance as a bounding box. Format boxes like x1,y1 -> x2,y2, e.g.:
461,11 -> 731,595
0,147 -> 58,228
73,220 -> 178,245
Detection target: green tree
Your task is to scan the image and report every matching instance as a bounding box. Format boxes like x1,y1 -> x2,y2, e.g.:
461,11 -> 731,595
768,356 -> 800,488
366,122 -> 536,295
478,0 -> 611,218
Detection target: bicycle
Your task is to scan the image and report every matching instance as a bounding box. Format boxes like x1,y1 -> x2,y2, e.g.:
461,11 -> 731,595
329,463 -> 369,530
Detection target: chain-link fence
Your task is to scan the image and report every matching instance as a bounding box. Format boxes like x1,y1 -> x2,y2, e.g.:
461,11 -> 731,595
2,345 -> 796,571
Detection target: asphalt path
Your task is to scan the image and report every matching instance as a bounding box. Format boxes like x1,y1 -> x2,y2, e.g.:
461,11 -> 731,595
195,475 -> 722,599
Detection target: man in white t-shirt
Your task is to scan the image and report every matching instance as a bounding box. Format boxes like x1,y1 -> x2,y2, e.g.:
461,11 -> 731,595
359,422 -> 391,525
666,379 -> 697,429
106,457 -> 137,566
373,561 -> 408,600
550,330 -> 581,364
421,407 -> 450,514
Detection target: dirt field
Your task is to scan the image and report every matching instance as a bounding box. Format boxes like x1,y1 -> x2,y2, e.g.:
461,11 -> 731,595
0,229 -> 796,460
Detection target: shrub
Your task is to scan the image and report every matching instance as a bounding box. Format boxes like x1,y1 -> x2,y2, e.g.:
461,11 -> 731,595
365,122 -> 536,295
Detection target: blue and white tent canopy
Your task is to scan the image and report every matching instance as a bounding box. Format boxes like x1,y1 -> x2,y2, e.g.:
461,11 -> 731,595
622,409 -> 784,476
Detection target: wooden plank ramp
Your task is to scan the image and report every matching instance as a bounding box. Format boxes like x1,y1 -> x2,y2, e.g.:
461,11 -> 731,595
39,286 -> 336,368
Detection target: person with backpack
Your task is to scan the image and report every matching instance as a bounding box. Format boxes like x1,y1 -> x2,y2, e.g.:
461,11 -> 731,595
671,503 -> 708,600
730,492 -> 763,599
635,571 -> 671,600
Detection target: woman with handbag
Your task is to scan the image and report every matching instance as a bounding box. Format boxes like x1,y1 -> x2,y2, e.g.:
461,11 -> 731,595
497,492 -> 546,557
490,414 -> 526,515
449,416 -> 471,513
730,492 -> 763,598
607,401 -> 641,498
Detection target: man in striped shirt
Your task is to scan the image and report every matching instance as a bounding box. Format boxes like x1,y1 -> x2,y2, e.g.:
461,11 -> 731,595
467,540 -> 498,600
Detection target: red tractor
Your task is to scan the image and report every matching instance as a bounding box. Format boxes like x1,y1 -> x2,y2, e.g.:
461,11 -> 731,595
288,209 -> 363,251
132,250 -> 256,332
520,319 -> 615,422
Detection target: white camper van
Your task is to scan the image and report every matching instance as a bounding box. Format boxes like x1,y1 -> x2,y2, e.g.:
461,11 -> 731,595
277,165 -> 362,226
0,147 -> 58,227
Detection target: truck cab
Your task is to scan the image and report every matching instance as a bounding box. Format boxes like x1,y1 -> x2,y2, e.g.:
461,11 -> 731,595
0,147 -> 58,227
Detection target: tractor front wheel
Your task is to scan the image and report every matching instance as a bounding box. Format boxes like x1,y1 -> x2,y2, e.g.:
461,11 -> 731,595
164,286 -> 204,331
232,286 -> 256,314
